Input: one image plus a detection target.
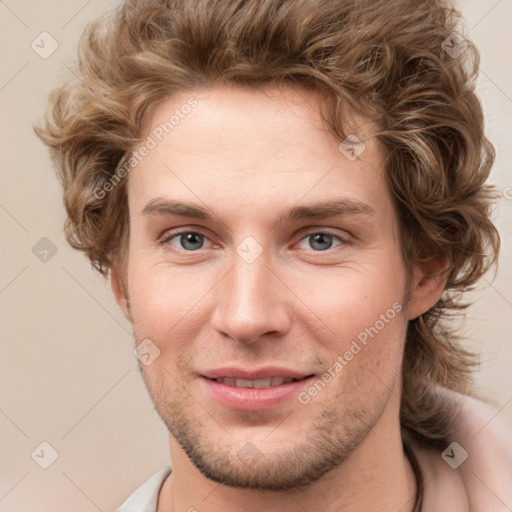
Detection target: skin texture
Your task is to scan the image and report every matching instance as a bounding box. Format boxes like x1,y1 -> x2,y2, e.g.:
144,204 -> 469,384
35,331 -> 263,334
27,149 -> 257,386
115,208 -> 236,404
110,84 -> 451,511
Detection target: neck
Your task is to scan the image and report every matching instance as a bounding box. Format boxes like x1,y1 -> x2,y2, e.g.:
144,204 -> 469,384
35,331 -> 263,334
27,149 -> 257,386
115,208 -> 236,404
157,396 -> 417,512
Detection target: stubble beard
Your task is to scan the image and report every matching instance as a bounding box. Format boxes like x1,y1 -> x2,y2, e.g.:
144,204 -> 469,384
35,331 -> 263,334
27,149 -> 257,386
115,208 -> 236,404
141,367 -> 391,491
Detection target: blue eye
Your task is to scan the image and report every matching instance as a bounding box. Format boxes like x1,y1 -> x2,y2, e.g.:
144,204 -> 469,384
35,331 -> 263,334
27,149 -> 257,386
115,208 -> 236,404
297,232 -> 344,251
161,230 -> 347,253
165,231 -> 208,251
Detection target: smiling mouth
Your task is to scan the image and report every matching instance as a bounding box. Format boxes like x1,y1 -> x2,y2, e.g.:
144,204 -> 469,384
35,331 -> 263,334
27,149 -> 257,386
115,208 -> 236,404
201,372 -> 317,410
206,375 -> 315,388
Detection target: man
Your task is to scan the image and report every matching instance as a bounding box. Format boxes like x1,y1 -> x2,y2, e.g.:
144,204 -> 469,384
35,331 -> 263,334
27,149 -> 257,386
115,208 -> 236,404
34,0 -> 511,510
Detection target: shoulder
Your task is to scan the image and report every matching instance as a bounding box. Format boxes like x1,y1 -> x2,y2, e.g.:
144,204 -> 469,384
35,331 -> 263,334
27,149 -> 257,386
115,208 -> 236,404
440,387 -> 512,511
442,387 -> 512,461
116,465 -> 172,512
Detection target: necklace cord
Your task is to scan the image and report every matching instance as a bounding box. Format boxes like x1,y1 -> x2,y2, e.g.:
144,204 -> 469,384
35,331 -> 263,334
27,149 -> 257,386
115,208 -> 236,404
403,440 -> 424,512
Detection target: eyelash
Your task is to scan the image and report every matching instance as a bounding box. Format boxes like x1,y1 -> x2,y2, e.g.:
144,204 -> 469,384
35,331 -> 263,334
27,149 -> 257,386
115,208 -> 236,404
160,228 -> 351,254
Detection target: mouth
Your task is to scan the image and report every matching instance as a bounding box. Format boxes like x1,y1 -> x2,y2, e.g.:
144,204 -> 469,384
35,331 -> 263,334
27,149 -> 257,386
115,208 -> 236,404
205,376 -> 312,388
199,368 -> 316,411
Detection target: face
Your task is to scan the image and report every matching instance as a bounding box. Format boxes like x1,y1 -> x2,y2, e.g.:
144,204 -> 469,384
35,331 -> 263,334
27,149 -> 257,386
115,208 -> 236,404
112,84 -> 423,491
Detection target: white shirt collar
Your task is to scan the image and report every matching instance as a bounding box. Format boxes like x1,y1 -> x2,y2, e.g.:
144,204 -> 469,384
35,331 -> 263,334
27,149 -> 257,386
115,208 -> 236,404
116,465 -> 172,512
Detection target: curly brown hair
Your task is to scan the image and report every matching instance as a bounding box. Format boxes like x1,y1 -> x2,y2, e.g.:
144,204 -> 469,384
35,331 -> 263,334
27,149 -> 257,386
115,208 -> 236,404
33,0 -> 500,447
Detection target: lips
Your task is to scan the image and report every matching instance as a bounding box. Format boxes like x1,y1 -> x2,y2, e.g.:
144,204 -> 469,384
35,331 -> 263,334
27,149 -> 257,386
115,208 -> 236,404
199,367 -> 315,411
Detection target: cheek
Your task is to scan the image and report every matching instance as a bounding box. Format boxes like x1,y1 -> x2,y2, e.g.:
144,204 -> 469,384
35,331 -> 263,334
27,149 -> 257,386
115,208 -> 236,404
126,232 -> 408,359
127,259 -> 222,362
292,263 -> 407,348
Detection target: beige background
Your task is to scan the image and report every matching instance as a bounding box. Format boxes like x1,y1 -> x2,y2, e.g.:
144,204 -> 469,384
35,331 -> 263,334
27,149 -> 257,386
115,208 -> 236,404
0,0 -> 511,510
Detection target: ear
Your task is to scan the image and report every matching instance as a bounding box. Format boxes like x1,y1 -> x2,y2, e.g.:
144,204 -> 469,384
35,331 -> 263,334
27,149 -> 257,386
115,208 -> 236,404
110,261 -> 132,323
406,258 -> 450,320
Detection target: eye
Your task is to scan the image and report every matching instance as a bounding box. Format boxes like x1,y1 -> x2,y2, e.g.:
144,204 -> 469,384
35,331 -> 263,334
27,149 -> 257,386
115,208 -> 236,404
160,229 -> 349,253
162,230 -> 213,251
296,231 -> 346,252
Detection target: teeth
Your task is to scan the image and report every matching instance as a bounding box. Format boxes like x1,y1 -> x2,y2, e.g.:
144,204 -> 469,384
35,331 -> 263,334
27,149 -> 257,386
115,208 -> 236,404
237,378 -> 258,388
214,377 -> 296,388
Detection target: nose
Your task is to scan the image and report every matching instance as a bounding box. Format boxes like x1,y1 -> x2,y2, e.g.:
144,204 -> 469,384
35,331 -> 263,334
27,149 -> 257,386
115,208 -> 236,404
210,249 -> 291,345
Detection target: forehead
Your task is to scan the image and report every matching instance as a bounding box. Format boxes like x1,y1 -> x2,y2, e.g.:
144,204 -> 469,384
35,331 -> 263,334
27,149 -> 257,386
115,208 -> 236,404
127,84 -> 392,221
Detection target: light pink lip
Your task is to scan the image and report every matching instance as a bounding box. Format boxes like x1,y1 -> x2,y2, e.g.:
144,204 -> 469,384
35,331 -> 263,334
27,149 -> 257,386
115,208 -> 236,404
200,366 -> 313,380
199,369 -> 315,411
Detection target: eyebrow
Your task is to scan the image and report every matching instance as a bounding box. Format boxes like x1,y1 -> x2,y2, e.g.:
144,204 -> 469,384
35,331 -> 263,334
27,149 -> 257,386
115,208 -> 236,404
141,197 -> 375,224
